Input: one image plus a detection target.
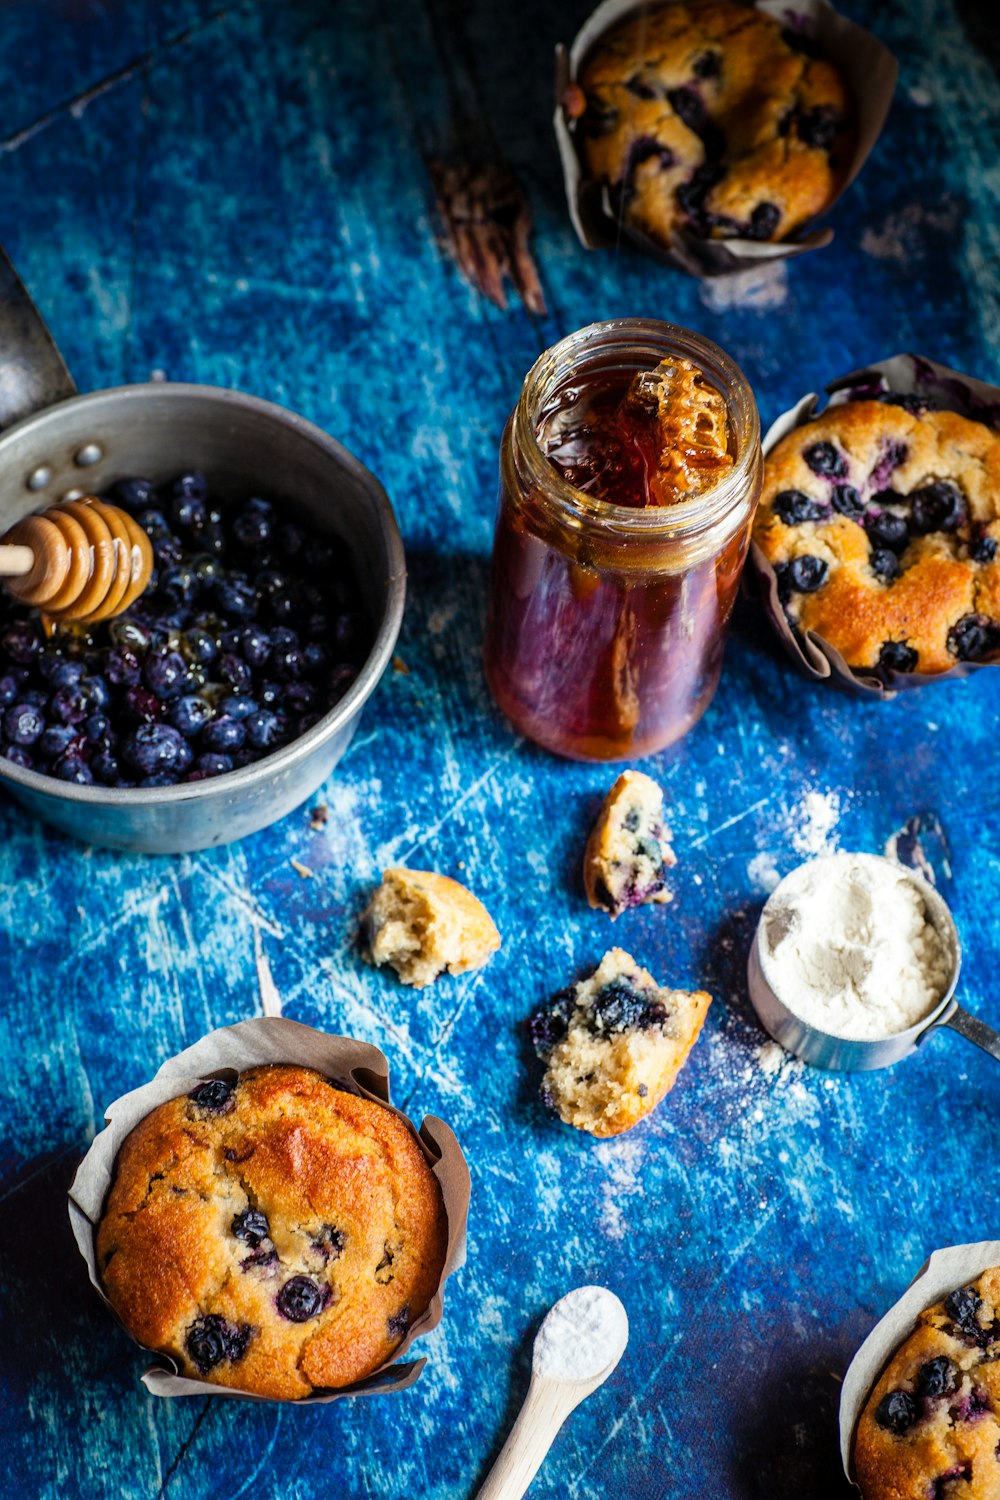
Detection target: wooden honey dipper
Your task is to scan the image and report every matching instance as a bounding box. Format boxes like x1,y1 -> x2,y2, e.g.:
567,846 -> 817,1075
0,497 -> 153,624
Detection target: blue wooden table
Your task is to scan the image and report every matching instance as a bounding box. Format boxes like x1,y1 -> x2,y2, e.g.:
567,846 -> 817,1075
2,2 -> 999,1496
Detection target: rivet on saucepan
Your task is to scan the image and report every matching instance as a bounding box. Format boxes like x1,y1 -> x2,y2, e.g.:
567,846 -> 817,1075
26,465 -> 52,491
74,443 -> 103,467
61,487 -> 86,502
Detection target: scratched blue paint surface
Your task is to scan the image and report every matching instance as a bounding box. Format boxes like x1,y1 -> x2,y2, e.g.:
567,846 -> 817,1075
1,2 -> 999,1496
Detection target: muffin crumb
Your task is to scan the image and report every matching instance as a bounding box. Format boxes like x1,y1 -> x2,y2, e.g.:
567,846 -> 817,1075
360,868 -> 500,988
584,771 -> 676,918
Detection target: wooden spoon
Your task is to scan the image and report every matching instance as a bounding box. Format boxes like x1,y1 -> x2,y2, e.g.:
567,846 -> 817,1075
474,1286 -> 629,1500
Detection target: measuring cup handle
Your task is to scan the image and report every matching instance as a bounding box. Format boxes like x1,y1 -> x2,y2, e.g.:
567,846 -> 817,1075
0,243 -> 77,431
938,1001 -> 1000,1064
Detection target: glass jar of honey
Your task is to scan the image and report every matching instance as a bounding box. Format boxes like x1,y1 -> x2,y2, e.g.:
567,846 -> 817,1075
483,318 -> 762,761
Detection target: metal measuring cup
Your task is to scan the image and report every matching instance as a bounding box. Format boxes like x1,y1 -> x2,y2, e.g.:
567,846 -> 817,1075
747,853 -> 1000,1072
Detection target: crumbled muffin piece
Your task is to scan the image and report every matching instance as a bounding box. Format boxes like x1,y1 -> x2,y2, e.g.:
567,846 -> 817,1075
583,770 -> 676,918
854,1267 -> 1000,1499
753,398 -> 1000,676
574,0 -> 854,249
97,1065 -> 448,1399
360,868 -> 500,988
530,948 -> 711,1137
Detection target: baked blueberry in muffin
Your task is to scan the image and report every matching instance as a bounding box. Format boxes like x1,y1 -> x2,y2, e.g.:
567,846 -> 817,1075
530,948 -> 711,1137
567,0 -> 854,250
754,399 -> 1000,677
97,1065 -> 448,1398
854,1267 -> 1000,1499
583,770 -> 676,918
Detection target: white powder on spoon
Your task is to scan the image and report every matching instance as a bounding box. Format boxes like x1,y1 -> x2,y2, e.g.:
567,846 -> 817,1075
759,853 -> 953,1040
532,1286 -> 629,1383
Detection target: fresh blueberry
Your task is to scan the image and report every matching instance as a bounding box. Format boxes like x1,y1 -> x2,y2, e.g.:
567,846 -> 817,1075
948,614 -> 1000,663
240,625 -> 271,668
201,715 -> 245,753
218,653 -> 253,693
284,682 -> 317,715
189,1077 -> 235,1113
1,744 -> 34,769
774,489 -> 825,525
1,673 -> 24,708
268,588 -> 301,625
878,641 -> 919,674
871,550 -> 901,582
917,1357 -> 959,1399
112,477 -> 158,511
302,641 -> 328,674
831,484 -> 864,521
160,565 -> 199,608
122,723 -> 194,775
185,1314 -> 251,1372
91,750 -> 122,785
180,628 -> 217,667
173,470 -> 208,500
271,643 -> 304,681
866,512 -> 909,552
109,617 -> 152,653
874,1389 -> 918,1434
214,577 -> 257,619
38,653 -> 80,686
276,1276 -> 328,1323
244,710 -> 284,750
134,507 -> 171,540
169,694 -> 214,737
327,664 -> 358,700
39,725 -> 82,760
153,535 -> 185,570
910,481 -> 966,534
142,649 -> 188,701
232,1208 -> 270,1248
277,522 -> 305,558
233,497 -> 274,549
123,686 -> 164,725
83,712 -> 110,744
54,756 -> 94,784
195,752 -> 234,777
104,646 -> 142,687
21,688 -> 49,710
803,441 -> 848,478
219,695 -> 258,722
787,555 -> 828,592
1,622 -> 40,665
80,675 -> 111,711
333,613 -> 370,660
3,703 -> 45,746
971,534 -> 998,564
257,680 -> 284,709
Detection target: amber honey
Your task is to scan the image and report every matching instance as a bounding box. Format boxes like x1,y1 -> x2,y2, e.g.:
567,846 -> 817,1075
483,320 -> 762,761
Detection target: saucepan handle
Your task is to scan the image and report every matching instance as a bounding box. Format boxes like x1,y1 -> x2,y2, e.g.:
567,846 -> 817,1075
0,243 -> 77,431
935,999 -> 1000,1064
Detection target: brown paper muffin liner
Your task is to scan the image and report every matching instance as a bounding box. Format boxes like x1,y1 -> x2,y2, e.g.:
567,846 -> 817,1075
840,1240 -> 1000,1492
67,1016 -> 471,1403
747,353 -> 1000,699
554,0 -> 897,277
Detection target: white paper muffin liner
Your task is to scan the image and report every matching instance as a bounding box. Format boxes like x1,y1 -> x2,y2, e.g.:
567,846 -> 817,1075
747,353 -> 1000,698
554,0 -> 897,277
840,1240 -> 1000,1492
67,1016 -> 471,1403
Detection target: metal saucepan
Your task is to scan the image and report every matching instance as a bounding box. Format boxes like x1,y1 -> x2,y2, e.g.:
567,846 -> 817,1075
747,853 -> 1000,1072
0,248 -> 404,854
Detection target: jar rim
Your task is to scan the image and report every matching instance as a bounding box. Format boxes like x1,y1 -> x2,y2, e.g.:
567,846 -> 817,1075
511,317 -> 761,536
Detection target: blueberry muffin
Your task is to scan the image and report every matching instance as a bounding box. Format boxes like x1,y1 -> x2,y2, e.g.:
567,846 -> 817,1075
854,1268 -> 1000,1499
583,770 -> 676,918
754,399 -> 1000,677
360,868 -> 500,988
97,1065 -> 448,1399
530,948 -> 711,1137
567,0 -> 853,248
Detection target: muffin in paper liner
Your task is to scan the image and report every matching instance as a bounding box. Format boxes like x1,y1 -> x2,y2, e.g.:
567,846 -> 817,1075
747,353 -> 1000,699
67,1016 -> 471,1403
840,1240 -> 1000,1492
554,0 -> 897,278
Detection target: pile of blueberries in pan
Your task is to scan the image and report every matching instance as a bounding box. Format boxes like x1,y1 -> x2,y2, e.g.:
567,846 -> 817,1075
0,473 -> 370,787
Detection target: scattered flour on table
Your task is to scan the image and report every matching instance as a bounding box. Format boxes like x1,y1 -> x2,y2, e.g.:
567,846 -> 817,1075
789,790 -> 841,856
533,1287 -> 628,1383
699,260 -> 788,312
594,1137 -> 644,1241
748,851 -> 781,894
760,852 -> 951,1039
